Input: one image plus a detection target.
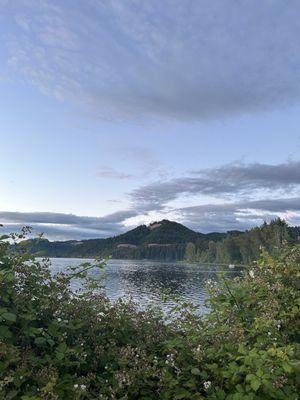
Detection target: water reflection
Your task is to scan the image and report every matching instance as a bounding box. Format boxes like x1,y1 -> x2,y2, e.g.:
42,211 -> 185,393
48,258 -> 242,315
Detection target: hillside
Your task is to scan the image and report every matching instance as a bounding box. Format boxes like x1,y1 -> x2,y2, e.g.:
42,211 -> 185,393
19,220 -> 219,260
18,218 -> 300,262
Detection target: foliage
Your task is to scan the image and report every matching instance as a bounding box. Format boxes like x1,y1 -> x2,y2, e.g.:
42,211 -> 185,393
185,242 -> 196,262
19,218 -> 300,264
191,219 -> 296,265
1,229 -> 300,399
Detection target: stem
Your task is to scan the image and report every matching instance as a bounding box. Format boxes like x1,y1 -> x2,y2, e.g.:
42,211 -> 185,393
222,277 -> 241,311
68,264 -> 99,279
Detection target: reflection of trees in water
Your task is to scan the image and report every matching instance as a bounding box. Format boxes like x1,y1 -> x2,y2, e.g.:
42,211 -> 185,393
116,262 -> 242,302
91,260 -> 243,307
122,265 -> 187,294
50,259 -> 242,313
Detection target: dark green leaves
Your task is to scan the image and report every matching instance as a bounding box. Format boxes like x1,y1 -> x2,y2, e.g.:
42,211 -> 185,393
0,229 -> 299,399
2,312 -> 17,322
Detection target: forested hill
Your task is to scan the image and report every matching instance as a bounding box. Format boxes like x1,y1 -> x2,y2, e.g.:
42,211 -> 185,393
188,219 -> 300,265
18,219 -> 226,260
18,218 -> 300,263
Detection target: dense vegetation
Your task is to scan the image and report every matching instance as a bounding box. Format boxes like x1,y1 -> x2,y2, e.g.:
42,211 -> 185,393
19,218 -> 300,264
1,228 -> 299,399
186,219 -> 299,265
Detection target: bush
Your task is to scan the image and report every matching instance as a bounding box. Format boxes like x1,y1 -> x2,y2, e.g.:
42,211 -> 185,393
0,230 -> 299,399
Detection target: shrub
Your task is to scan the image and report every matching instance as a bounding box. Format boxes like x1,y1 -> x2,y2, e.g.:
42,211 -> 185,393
0,230 -> 299,399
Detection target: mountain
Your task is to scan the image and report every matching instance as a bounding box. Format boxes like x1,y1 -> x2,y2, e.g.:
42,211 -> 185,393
19,219 -> 224,260
18,218 -> 299,263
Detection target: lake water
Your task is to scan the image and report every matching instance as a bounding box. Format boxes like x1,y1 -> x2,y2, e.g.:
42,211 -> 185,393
48,258 -> 242,315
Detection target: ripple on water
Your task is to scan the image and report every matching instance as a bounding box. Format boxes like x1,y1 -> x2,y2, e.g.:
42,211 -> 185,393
46,258 -> 243,315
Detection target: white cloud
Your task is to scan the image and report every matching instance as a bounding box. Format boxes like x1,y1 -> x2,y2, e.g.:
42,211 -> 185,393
1,160 -> 300,239
131,160 -> 300,211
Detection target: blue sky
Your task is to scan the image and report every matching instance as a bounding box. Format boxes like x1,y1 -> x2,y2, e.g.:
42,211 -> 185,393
1,0 -> 300,239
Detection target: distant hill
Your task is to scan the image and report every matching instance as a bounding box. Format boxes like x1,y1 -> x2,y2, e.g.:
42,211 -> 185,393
17,218 -> 300,263
18,219 -> 226,260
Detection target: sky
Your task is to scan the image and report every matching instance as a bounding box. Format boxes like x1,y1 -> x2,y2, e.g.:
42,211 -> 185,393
1,0 -> 300,240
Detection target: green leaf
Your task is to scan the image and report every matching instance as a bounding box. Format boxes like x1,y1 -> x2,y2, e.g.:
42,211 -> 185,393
175,389 -> 190,399
256,369 -> 264,378
238,344 -> 247,355
216,388 -> 226,399
57,342 -> 67,353
0,325 -> 12,338
34,337 -> 47,345
191,367 -> 201,375
246,374 -> 256,382
56,352 -> 64,361
250,379 -> 261,392
291,361 -> 300,373
282,362 -> 292,373
2,312 -> 17,322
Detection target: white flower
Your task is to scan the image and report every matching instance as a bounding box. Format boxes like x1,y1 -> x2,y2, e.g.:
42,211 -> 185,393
57,318 -> 62,322
204,380 -> 211,390
80,384 -> 86,390
74,384 -> 78,389
165,354 -> 175,367
249,270 -> 255,278
268,331 -> 271,336
277,324 -> 281,329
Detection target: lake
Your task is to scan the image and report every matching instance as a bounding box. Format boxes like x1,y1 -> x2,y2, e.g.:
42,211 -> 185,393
49,258 -> 242,315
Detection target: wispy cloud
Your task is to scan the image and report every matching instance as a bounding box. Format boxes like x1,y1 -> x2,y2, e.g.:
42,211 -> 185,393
2,1 -> 300,120
1,195 -> 300,239
132,160 -> 300,211
179,197 -> 300,232
0,209 -> 138,240
1,161 -> 300,239
127,160 -> 300,232
97,167 -> 133,180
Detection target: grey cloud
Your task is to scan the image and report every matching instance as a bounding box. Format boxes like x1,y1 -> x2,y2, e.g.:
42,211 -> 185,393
241,197 -> 300,213
1,195 -> 299,240
0,224 -> 113,241
95,210 -> 138,224
0,209 -> 138,240
2,1 -> 300,120
2,160 -> 300,240
179,197 -> 300,233
132,161 -> 300,210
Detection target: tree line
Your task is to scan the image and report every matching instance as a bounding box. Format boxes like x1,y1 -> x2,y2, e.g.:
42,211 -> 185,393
185,218 -> 298,264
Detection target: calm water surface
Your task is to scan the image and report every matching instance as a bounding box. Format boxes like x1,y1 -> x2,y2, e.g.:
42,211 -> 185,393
49,258 -> 242,315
